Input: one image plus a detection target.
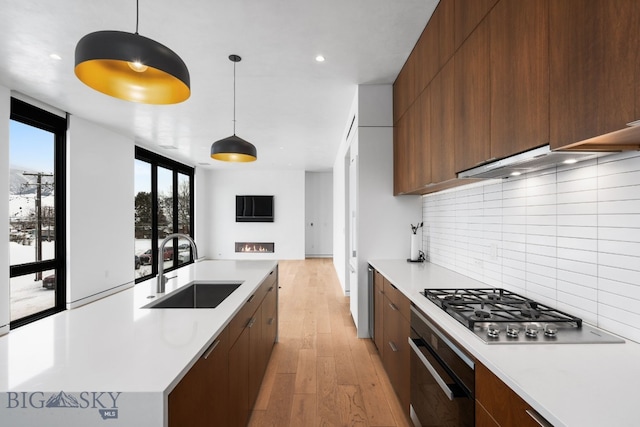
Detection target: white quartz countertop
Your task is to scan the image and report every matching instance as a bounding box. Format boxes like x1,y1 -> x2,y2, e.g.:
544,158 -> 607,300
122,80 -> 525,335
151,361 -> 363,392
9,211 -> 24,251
0,260 -> 277,426
369,259 -> 640,427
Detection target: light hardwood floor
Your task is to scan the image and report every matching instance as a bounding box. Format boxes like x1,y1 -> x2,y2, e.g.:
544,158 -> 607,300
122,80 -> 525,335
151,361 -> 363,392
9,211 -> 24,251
248,258 -> 412,427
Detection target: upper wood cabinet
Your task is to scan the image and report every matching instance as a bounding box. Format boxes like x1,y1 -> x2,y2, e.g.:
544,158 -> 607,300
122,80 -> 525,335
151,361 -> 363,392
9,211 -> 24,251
454,0 -> 498,50
393,54 -> 417,125
414,0 -> 454,94
490,0 -> 549,159
549,0 -> 640,149
430,59 -> 456,184
454,18 -> 490,173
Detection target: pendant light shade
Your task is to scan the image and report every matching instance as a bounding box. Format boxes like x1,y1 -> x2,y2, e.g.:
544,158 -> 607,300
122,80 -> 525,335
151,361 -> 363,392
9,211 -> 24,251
74,2 -> 190,104
211,54 -> 257,162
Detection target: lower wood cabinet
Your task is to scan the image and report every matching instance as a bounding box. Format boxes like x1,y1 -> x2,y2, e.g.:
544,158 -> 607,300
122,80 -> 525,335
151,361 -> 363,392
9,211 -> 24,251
372,269 -> 410,415
168,326 -> 230,427
476,362 -> 551,427
169,267 -> 278,427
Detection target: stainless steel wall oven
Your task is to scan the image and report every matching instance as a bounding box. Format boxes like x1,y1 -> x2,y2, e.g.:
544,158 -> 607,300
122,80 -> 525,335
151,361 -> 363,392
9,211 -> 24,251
409,304 -> 475,426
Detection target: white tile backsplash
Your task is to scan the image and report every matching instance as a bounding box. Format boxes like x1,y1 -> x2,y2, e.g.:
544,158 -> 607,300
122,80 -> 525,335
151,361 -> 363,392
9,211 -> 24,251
422,153 -> 640,343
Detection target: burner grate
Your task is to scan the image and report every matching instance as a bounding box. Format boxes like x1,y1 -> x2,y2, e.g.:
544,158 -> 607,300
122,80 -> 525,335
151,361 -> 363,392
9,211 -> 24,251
424,288 -> 582,330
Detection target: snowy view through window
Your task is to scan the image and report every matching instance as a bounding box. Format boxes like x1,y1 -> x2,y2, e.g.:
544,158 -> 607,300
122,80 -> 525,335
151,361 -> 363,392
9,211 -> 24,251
9,120 -> 56,321
135,158 -> 192,281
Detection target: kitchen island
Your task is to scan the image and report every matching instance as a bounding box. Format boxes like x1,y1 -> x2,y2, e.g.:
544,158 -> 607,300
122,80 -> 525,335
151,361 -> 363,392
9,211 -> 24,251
0,259 -> 277,427
369,259 -> 640,427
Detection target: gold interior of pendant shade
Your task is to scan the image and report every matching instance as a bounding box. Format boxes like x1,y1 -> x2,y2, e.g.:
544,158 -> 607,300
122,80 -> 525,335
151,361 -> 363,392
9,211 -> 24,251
74,59 -> 190,104
211,152 -> 257,162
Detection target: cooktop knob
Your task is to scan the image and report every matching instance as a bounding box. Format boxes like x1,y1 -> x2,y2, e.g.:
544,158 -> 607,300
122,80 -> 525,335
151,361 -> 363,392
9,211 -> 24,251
525,324 -> 538,338
506,324 -> 520,338
544,323 -> 558,338
487,323 -> 500,338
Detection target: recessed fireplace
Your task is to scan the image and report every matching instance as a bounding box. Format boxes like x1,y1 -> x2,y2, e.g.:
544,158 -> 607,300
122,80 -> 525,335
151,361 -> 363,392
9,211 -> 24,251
235,242 -> 275,253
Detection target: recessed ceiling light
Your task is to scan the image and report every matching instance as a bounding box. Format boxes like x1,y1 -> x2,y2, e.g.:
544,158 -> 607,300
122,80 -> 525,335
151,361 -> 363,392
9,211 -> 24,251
315,55 -> 325,62
158,144 -> 178,149
510,171 -> 522,176
563,158 -> 577,164
49,53 -> 62,60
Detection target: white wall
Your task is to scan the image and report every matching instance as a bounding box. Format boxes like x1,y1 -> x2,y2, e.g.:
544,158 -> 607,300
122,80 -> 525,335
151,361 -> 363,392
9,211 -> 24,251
203,169 -> 305,260
423,151 -> 640,343
305,172 -> 333,257
334,85 -> 422,337
66,116 -> 135,308
0,85 -> 9,334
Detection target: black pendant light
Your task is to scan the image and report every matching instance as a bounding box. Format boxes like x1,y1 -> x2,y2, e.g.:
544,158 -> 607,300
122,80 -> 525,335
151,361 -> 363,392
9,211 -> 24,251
74,0 -> 190,104
211,55 -> 257,162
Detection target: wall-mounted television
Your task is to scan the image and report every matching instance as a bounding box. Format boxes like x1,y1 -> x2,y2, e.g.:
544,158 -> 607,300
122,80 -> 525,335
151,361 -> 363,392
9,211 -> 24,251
236,195 -> 274,222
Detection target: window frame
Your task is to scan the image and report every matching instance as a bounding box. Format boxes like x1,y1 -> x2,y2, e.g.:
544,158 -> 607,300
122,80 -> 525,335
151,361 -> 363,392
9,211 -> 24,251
9,97 -> 67,328
135,146 -> 195,284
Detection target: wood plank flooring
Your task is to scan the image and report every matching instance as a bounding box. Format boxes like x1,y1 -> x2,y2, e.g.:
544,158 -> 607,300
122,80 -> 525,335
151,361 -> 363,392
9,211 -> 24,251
248,258 -> 412,427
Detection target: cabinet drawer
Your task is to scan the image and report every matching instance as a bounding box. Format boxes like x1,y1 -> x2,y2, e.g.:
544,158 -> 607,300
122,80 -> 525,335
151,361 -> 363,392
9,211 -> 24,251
229,268 -> 277,345
383,277 -> 410,322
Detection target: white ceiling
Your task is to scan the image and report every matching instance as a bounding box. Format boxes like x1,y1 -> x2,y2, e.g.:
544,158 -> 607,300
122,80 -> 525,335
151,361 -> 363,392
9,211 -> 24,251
0,0 -> 437,171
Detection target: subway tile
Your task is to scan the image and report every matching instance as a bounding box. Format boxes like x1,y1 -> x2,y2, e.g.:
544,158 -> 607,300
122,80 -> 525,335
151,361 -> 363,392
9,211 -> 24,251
557,269 -> 598,291
598,152 -> 640,176
557,177 -> 597,193
596,317 -> 640,343
557,202 -> 597,215
557,257 -> 598,277
598,185 -> 640,202
599,265 -> 640,286
526,234 -> 556,247
555,190 -> 598,204
557,298 -> 597,325
557,236 -> 597,252
557,162 -> 598,182
599,252 -> 640,271
557,247 -> 597,264
598,171 -> 640,190
525,225 -> 557,236
557,225 -> 598,239
526,215 -> 557,226
599,240 -> 640,256
527,204 -> 557,216
556,214 -> 597,227
598,276 -> 640,301
598,227 -> 640,242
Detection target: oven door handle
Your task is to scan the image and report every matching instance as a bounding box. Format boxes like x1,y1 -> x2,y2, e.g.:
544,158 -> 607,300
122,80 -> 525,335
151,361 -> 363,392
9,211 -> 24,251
408,337 -> 454,401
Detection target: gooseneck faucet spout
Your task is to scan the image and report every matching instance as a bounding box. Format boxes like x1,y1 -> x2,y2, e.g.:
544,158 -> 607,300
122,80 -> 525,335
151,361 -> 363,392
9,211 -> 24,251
157,233 -> 199,293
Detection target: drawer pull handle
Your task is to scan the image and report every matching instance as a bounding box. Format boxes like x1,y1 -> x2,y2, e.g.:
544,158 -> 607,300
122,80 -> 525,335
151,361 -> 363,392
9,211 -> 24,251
388,302 -> 399,311
203,339 -> 220,360
247,294 -> 255,303
525,409 -> 553,427
247,317 -> 256,328
268,286 -> 274,292
388,341 -> 398,352
267,318 -> 274,326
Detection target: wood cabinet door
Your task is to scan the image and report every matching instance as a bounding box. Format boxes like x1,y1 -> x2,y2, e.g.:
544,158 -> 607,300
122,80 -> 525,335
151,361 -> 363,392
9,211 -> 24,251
549,0 -> 640,148
454,18 -> 491,173
382,297 -> 411,413
229,326 -> 250,427
393,111 -> 411,195
476,362 -> 541,427
414,0 -> 454,93
454,0 -> 498,50
430,59 -> 456,184
262,283 -> 278,372
490,0 -> 549,159
168,327 -> 230,427
248,305 -> 264,409
373,270 -> 385,355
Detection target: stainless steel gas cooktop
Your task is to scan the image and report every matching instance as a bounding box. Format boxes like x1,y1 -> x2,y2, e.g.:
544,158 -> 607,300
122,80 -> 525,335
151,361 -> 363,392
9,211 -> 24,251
423,288 -> 624,344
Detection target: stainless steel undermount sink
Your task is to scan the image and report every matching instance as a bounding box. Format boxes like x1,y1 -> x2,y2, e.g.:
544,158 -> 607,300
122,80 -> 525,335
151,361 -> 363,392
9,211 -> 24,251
144,281 -> 242,309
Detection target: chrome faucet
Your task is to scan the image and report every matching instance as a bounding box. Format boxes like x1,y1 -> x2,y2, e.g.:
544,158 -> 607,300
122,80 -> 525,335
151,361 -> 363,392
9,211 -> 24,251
157,233 -> 199,293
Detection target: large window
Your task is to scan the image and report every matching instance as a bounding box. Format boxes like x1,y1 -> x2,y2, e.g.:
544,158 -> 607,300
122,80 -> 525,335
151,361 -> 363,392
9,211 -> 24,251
9,98 -> 66,328
135,147 -> 194,283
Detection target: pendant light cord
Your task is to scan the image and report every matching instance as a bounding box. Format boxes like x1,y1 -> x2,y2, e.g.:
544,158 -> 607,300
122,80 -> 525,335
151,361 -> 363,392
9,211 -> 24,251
135,0 -> 139,34
233,59 -> 236,135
